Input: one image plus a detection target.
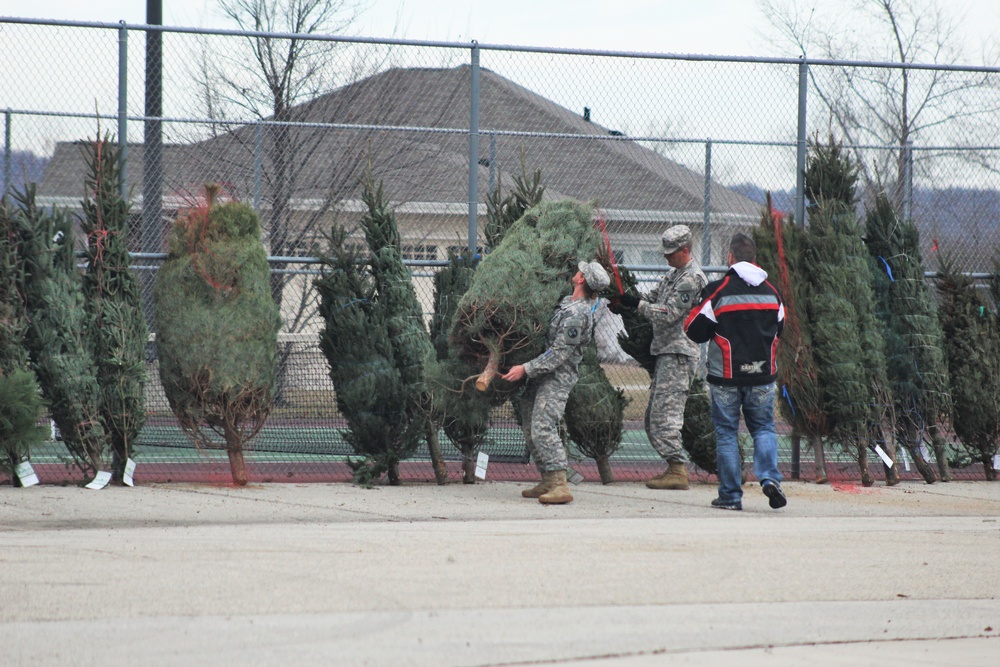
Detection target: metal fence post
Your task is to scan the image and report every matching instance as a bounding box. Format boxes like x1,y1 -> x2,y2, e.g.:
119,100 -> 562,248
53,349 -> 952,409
254,122 -> 264,213
902,140 -> 913,223
702,138 -> 712,265
468,41 -> 481,254
488,131 -> 496,197
795,58 -> 808,228
143,3 -> 164,256
117,22 -> 128,199
3,110 -> 10,196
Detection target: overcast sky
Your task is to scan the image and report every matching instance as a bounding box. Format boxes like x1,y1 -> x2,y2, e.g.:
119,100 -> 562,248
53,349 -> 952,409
4,0 -> 998,58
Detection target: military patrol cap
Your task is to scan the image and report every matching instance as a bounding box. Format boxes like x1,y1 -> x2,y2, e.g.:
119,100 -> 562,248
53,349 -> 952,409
661,225 -> 692,254
578,260 -> 611,291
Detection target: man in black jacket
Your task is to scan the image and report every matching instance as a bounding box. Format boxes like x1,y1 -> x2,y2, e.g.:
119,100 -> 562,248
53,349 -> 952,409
683,233 -> 787,511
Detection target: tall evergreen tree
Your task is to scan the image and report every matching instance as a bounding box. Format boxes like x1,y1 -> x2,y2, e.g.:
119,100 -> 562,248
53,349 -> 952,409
15,186 -> 107,476
936,254 -> 1000,480
155,189 -> 282,486
802,134 -> 898,486
864,191 -> 953,482
0,196 -> 47,483
80,136 -> 148,484
426,168 -> 547,483
807,199 -> 897,486
754,198 -> 830,482
316,178 -> 433,486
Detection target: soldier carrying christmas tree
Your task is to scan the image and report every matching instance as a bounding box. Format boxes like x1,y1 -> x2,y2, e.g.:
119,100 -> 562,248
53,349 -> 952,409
611,225 -> 707,490
501,260 -> 610,504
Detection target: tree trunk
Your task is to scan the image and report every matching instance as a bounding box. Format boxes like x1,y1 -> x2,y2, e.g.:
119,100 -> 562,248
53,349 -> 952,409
462,451 -> 477,484
596,455 -> 614,484
859,442 -> 874,487
983,455 -> 997,481
387,463 -> 401,486
899,424 -> 935,483
476,346 -> 501,392
878,424 -> 900,486
929,425 -> 951,482
426,423 -> 448,485
810,434 -> 827,484
224,423 -> 248,486
111,447 -> 126,486
226,449 -> 248,486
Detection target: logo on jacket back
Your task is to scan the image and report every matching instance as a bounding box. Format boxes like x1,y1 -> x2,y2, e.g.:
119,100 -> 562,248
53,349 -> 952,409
740,360 -> 767,374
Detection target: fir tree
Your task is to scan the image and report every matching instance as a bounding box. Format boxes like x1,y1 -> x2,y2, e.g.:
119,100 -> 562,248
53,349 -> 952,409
316,178 -> 432,486
80,136 -> 148,484
15,186 -> 107,476
427,167 -> 548,483
0,196 -> 47,483
754,197 -> 830,482
806,199 -> 897,486
936,254 -> 1000,480
427,247 -> 488,483
154,189 -> 282,486
864,191 -> 953,482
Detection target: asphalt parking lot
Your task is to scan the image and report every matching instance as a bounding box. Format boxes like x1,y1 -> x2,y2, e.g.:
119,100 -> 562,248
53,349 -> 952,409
2,479 -> 998,666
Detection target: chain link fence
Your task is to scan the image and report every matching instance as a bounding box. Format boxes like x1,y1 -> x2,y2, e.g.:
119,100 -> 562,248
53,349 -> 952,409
2,17 -> 999,484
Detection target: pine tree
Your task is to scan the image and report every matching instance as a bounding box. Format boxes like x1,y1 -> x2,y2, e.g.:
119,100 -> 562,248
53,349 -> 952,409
451,199 -> 601,395
15,186 -> 107,476
807,199 -> 897,486
802,134 -> 898,486
154,189 -> 282,486
936,254 -> 1000,480
754,197 -> 830,482
427,247 -> 488,483
316,178 -> 433,486
864,191 -> 953,482
80,136 -> 148,484
0,196 -> 47,483
426,168 -> 549,483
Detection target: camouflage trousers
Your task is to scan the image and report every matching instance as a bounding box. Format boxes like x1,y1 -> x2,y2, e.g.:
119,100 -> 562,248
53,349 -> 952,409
519,375 -> 574,474
645,353 -> 696,463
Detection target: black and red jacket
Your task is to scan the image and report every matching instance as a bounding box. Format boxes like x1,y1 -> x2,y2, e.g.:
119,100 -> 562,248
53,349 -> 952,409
683,262 -> 784,387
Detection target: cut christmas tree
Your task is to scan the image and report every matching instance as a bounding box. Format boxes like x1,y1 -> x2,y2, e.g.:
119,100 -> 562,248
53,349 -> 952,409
155,188 -> 282,486
450,199 -> 600,395
864,191 -> 953,483
80,136 -> 148,484
316,178 -> 434,486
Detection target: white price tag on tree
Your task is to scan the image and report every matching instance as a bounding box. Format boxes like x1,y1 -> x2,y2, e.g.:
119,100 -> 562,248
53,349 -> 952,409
474,452 -> 489,480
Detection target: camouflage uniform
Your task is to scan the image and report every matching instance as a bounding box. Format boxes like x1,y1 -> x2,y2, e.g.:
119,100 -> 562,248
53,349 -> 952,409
519,296 -> 597,473
638,258 -> 707,463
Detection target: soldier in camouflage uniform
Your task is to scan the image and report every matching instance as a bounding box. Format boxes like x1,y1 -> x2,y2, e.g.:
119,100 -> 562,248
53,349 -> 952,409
615,225 -> 707,490
501,261 -> 610,504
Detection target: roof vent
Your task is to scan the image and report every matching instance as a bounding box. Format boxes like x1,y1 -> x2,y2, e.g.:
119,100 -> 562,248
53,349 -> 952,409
583,107 -> 591,122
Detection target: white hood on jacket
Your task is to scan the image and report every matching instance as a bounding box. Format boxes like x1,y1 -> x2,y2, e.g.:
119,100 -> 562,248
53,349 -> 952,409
732,261 -> 768,287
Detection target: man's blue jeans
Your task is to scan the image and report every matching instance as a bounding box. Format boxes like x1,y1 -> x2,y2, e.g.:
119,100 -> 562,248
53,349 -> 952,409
710,383 -> 782,502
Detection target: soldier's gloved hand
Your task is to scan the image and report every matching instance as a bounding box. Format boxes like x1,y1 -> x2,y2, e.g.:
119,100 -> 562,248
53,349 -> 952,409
618,293 -> 641,310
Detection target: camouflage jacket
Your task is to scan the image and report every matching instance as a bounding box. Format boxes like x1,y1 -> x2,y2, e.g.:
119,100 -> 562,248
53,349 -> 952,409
523,296 -> 596,382
638,258 -> 707,357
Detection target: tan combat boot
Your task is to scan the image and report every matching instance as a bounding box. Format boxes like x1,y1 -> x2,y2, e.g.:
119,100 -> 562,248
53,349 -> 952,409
645,461 -> 689,490
538,470 -> 574,504
521,473 -> 556,498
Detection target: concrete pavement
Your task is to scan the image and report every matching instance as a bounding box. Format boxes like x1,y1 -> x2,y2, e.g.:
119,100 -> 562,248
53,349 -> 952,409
1,479 -> 998,666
